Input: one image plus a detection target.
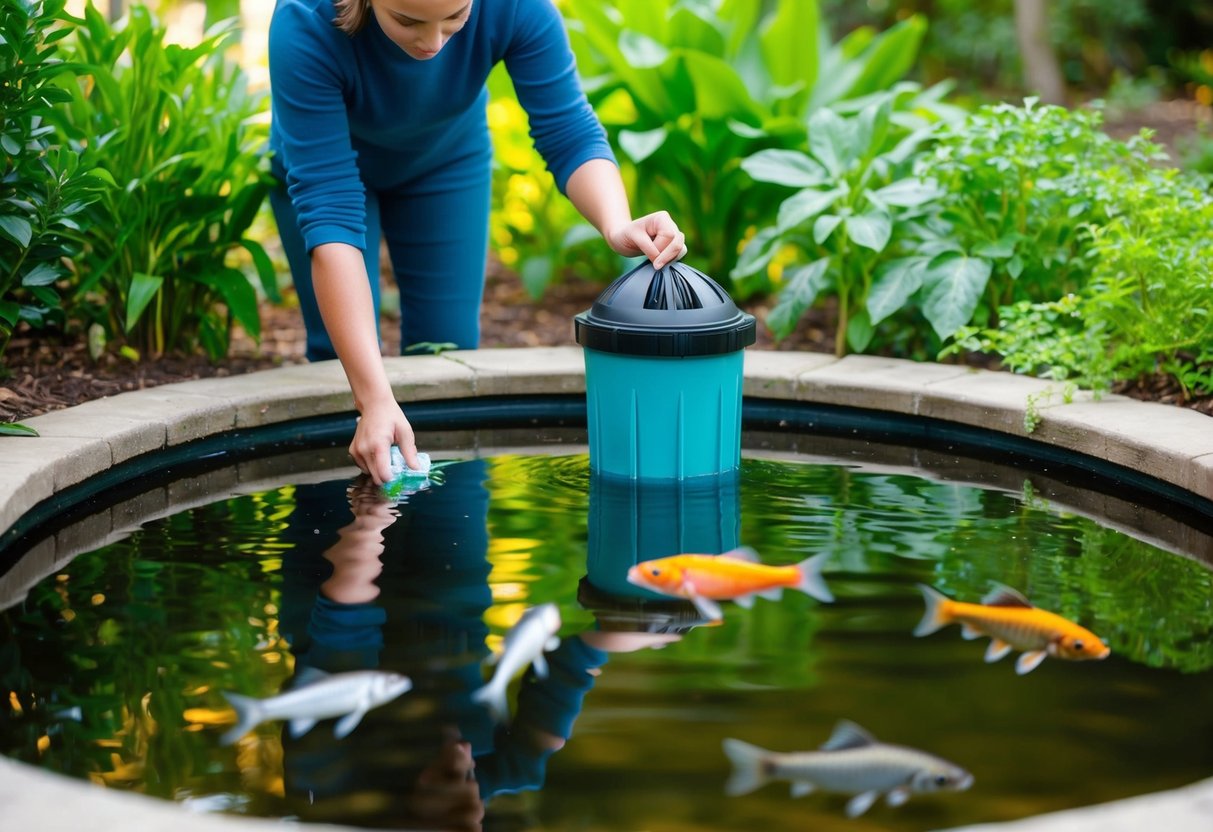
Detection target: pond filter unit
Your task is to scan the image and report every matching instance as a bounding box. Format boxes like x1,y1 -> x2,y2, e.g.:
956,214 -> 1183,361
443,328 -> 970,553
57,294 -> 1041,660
574,260 -> 756,480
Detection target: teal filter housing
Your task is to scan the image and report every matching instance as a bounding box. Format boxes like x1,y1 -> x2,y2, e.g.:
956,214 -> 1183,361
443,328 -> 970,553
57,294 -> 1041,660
574,260 -> 756,480
584,472 -> 741,601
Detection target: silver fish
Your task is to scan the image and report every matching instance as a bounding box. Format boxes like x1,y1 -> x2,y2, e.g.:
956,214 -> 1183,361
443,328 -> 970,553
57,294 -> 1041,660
220,667 -> 412,746
723,720 -> 973,818
471,602 -> 561,722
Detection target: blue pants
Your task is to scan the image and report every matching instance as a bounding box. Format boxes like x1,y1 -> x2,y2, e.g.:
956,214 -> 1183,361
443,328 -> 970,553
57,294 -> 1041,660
270,164 -> 492,362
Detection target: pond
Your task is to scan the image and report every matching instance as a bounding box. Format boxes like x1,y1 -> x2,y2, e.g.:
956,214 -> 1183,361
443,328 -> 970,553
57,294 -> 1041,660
1,437 -> 1211,832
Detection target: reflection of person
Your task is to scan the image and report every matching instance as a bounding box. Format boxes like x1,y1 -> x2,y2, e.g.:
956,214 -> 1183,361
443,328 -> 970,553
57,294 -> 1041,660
267,0 -> 688,484
277,461 -> 656,829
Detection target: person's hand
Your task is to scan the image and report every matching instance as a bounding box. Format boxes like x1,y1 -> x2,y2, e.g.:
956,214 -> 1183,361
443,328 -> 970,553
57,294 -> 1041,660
349,395 -> 419,485
604,210 -> 687,270
319,478 -> 397,605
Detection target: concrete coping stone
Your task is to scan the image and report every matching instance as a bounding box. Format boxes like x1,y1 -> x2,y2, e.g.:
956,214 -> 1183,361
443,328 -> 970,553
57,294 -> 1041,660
0,346 -> 1210,832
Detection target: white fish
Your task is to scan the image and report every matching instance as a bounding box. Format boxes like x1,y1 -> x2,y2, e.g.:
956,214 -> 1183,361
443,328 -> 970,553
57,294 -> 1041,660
471,602 -> 561,722
220,667 -> 412,746
723,720 -> 973,818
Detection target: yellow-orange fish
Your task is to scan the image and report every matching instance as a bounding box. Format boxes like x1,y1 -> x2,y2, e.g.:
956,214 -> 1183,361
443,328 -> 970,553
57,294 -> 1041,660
915,583 -> 1110,674
626,547 -> 833,620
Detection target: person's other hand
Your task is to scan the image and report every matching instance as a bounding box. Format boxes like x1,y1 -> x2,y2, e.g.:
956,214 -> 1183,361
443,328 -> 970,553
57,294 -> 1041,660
605,210 -> 687,270
350,396 -> 419,485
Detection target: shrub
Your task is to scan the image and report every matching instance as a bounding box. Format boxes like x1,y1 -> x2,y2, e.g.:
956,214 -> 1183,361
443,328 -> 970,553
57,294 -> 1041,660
0,0 -> 108,364
563,0 -> 935,295
945,146 -> 1213,400
51,3 -> 276,361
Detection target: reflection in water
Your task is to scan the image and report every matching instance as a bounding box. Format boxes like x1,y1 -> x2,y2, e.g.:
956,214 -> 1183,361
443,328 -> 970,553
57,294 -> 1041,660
277,462 -> 680,830
0,454 -> 1211,830
471,603 -> 562,723
914,583 -> 1111,675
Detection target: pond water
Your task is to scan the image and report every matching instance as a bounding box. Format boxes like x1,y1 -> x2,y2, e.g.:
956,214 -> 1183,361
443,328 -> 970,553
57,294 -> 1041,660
1,447 -> 1211,832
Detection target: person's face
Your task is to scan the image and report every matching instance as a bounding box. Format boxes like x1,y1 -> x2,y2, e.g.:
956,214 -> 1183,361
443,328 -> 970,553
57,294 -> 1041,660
369,0 -> 473,61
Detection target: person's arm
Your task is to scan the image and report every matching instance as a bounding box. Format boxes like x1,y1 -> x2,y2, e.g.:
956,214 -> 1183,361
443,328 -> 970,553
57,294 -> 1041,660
312,243 -> 421,483
564,158 -> 685,270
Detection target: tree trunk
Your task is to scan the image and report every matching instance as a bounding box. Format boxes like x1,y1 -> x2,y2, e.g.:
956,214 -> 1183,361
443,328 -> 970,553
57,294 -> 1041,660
1013,0 -> 1066,105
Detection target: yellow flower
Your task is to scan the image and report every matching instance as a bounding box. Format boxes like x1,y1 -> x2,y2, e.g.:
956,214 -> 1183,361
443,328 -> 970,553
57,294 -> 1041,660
498,246 -> 519,266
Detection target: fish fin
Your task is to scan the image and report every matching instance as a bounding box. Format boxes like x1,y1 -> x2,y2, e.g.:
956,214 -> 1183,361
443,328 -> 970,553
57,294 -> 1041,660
721,738 -> 771,796
470,679 -> 510,723
985,639 -> 1013,663
1016,650 -> 1048,675
333,708 -> 367,740
982,582 -> 1033,608
735,593 -> 755,609
846,790 -> 880,818
820,719 -> 877,751
288,717 -> 318,739
793,552 -> 834,603
961,624 -> 983,640
218,691 -> 263,747
789,781 -> 816,798
689,594 -> 723,621
758,587 -> 783,601
913,585 -> 952,637
720,546 -> 760,563
532,653 -> 550,679
545,635 -> 561,652
886,786 -> 911,807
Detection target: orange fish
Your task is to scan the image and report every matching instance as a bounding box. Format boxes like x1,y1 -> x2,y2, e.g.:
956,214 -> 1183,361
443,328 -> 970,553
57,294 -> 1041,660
914,583 -> 1110,674
626,547 -> 833,620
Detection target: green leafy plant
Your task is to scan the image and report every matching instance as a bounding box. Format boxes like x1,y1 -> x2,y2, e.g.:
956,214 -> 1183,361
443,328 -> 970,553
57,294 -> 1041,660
945,166 -> 1213,403
563,0 -> 934,294
51,3 -> 276,360
733,96 -> 944,355
0,421 -> 39,436
0,0 -> 108,364
912,100 -> 1165,330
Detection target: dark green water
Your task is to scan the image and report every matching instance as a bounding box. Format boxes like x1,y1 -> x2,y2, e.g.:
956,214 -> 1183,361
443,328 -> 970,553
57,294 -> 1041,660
1,450 -> 1211,832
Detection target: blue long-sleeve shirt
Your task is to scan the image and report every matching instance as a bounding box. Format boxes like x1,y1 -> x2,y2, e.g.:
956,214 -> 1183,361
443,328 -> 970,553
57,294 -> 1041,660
268,0 -> 615,253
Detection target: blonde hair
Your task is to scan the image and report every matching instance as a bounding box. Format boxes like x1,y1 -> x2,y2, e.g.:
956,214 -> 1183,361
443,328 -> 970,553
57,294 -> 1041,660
333,0 -> 372,35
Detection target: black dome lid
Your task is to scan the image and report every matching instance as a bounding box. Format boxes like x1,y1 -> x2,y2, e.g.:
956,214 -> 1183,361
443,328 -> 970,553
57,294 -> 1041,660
574,260 -> 756,357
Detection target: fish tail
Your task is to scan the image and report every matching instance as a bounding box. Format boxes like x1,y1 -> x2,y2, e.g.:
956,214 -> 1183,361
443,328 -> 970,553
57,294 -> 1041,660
794,552 -> 834,603
219,691 -> 263,747
722,738 -> 773,796
470,678 -> 510,723
914,584 -> 953,637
